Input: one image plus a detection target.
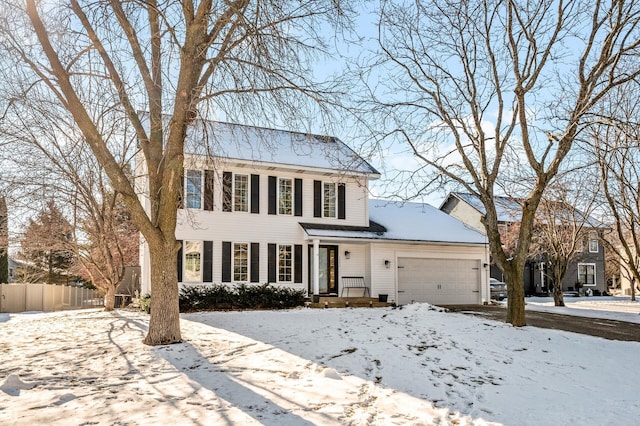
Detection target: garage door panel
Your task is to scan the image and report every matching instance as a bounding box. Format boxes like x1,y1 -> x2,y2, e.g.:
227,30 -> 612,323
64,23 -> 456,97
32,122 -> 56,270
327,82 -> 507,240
398,258 -> 480,305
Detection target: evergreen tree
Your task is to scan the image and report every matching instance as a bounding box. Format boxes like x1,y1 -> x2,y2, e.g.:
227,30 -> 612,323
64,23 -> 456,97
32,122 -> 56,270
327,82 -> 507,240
21,200 -> 75,283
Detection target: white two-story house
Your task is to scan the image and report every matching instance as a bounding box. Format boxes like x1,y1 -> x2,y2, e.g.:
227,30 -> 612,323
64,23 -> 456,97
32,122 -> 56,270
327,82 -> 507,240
137,120 -> 490,305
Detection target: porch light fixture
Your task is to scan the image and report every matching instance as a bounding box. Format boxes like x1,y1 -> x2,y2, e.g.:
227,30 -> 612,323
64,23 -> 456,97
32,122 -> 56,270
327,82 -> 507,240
384,260 -> 391,269
483,263 -> 489,268
344,251 -> 351,259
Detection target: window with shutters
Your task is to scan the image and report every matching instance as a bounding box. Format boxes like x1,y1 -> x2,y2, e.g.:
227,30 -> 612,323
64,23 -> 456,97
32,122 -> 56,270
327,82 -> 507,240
278,178 -> 293,215
234,174 -> 249,212
233,243 -> 248,281
323,182 -> 336,218
278,245 -> 293,282
184,240 -> 201,282
186,170 -> 202,209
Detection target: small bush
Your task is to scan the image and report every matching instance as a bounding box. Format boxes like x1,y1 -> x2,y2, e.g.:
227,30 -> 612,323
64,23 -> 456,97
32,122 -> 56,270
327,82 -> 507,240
179,283 -> 305,312
139,293 -> 151,314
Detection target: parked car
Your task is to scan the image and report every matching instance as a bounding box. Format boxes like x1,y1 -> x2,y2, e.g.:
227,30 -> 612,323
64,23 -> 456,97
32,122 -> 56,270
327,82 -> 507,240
490,278 -> 507,301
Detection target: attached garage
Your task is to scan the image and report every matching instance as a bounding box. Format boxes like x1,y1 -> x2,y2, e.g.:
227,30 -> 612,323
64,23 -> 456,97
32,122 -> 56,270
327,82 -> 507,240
397,257 -> 481,305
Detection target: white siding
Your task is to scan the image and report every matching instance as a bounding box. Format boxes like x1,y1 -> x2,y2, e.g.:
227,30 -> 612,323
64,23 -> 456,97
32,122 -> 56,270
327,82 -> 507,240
447,202 -> 485,233
369,243 -> 489,304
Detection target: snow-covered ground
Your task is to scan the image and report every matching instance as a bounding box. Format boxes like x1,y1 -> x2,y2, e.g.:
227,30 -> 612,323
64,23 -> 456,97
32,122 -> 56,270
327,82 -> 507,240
1,300 -> 639,425
524,295 -> 640,324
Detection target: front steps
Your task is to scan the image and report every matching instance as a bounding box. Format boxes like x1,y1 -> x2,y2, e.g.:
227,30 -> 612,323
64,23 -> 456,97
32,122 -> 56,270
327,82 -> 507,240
307,297 -> 392,309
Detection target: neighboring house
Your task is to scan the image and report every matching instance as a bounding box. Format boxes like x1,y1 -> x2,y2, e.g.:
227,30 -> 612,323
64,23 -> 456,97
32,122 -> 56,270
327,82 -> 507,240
440,192 -> 606,295
7,257 -> 28,283
617,246 -> 640,296
136,120 -> 490,305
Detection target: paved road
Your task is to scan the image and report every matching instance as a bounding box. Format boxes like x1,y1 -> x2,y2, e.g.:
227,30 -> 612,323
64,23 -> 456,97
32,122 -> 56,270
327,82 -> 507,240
443,304 -> 640,342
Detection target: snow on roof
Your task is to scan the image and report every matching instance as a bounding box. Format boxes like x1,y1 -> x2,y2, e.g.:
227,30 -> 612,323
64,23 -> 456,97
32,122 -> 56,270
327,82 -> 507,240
183,119 -> 380,176
302,200 -> 487,244
452,192 -> 522,223
451,192 -> 606,228
368,200 -> 488,244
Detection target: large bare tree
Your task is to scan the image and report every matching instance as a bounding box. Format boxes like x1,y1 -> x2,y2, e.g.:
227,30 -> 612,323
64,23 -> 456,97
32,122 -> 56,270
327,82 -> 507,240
0,0 -> 352,344
366,0 -> 640,325
590,82 -> 640,302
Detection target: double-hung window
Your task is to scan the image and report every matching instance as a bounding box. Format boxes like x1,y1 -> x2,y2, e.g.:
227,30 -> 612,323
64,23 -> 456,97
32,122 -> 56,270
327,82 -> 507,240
577,263 -> 596,286
186,170 -> 202,209
234,174 -> 249,212
233,243 -> 248,281
588,231 -> 599,253
184,241 -> 202,282
278,245 -> 293,282
278,178 -> 293,215
323,182 -> 336,218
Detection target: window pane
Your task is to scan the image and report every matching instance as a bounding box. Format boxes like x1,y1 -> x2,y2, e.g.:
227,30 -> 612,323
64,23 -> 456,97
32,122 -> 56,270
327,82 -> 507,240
278,245 -> 292,282
279,178 -> 292,215
578,264 -> 596,286
184,241 -> 201,282
323,182 -> 336,218
589,232 -> 598,252
186,170 -> 202,209
234,175 -> 248,212
234,243 -> 248,281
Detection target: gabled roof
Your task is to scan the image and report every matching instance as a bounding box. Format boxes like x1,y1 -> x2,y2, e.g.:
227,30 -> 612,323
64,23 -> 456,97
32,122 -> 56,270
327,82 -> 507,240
444,192 -> 606,228
182,118 -> 380,176
447,192 -> 522,223
301,200 -> 487,245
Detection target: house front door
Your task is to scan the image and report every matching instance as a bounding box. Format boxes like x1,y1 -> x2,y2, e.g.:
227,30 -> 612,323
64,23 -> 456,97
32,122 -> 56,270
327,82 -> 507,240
309,245 -> 339,295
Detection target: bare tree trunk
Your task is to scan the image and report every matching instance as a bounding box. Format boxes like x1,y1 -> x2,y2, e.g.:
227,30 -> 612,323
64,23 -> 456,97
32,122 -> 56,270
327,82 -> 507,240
503,264 -> 526,326
144,239 -> 181,345
552,272 -> 565,307
104,284 -> 115,311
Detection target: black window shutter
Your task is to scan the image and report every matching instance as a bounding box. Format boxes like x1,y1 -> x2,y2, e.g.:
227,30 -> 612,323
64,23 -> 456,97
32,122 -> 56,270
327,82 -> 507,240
204,170 -> 214,211
178,175 -> 184,209
338,183 -> 346,220
222,241 -> 231,283
268,243 -> 277,283
294,178 -> 303,217
268,176 -> 277,215
203,241 -> 213,282
251,174 -> 260,214
222,172 -> 232,212
250,243 -> 260,283
176,240 -> 183,282
294,244 -> 302,284
313,180 -> 322,218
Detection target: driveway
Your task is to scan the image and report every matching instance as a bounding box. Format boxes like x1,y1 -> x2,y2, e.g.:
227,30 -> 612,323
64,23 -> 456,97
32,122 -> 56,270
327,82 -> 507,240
444,304 -> 640,342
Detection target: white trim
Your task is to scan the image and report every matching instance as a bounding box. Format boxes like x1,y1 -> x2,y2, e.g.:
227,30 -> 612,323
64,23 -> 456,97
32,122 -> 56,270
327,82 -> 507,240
232,242 -> 249,282
577,262 -> 596,287
588,231 -> 599,253
233,174 -> 250,213
277,244 -> 293,283
185,169 -> 203,210
278,177 -> 293,216
183,240 -> 202,282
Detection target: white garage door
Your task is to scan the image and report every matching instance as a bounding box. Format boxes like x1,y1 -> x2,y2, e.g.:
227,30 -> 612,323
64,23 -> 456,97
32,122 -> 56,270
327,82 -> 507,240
397,258 -> 480,305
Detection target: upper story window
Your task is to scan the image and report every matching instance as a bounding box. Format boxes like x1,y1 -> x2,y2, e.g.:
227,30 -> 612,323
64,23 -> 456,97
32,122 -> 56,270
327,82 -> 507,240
186,170 -> 202,209
588,231 -> 599,253
278,178 -> 293,215
233,243 -> 248,281
234,174 -> 249,212
278,244 -> 293,282
184,240 -> 201,282
323,182 -> 336,218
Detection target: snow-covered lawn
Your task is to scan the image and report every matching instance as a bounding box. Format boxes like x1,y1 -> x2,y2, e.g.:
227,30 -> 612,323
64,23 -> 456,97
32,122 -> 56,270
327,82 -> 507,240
1,301 -> 639,425
525,295 -> 640,324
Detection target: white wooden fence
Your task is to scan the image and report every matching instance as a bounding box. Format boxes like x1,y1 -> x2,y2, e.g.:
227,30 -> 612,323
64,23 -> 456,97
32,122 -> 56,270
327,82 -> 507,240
0,283 -> 103,313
